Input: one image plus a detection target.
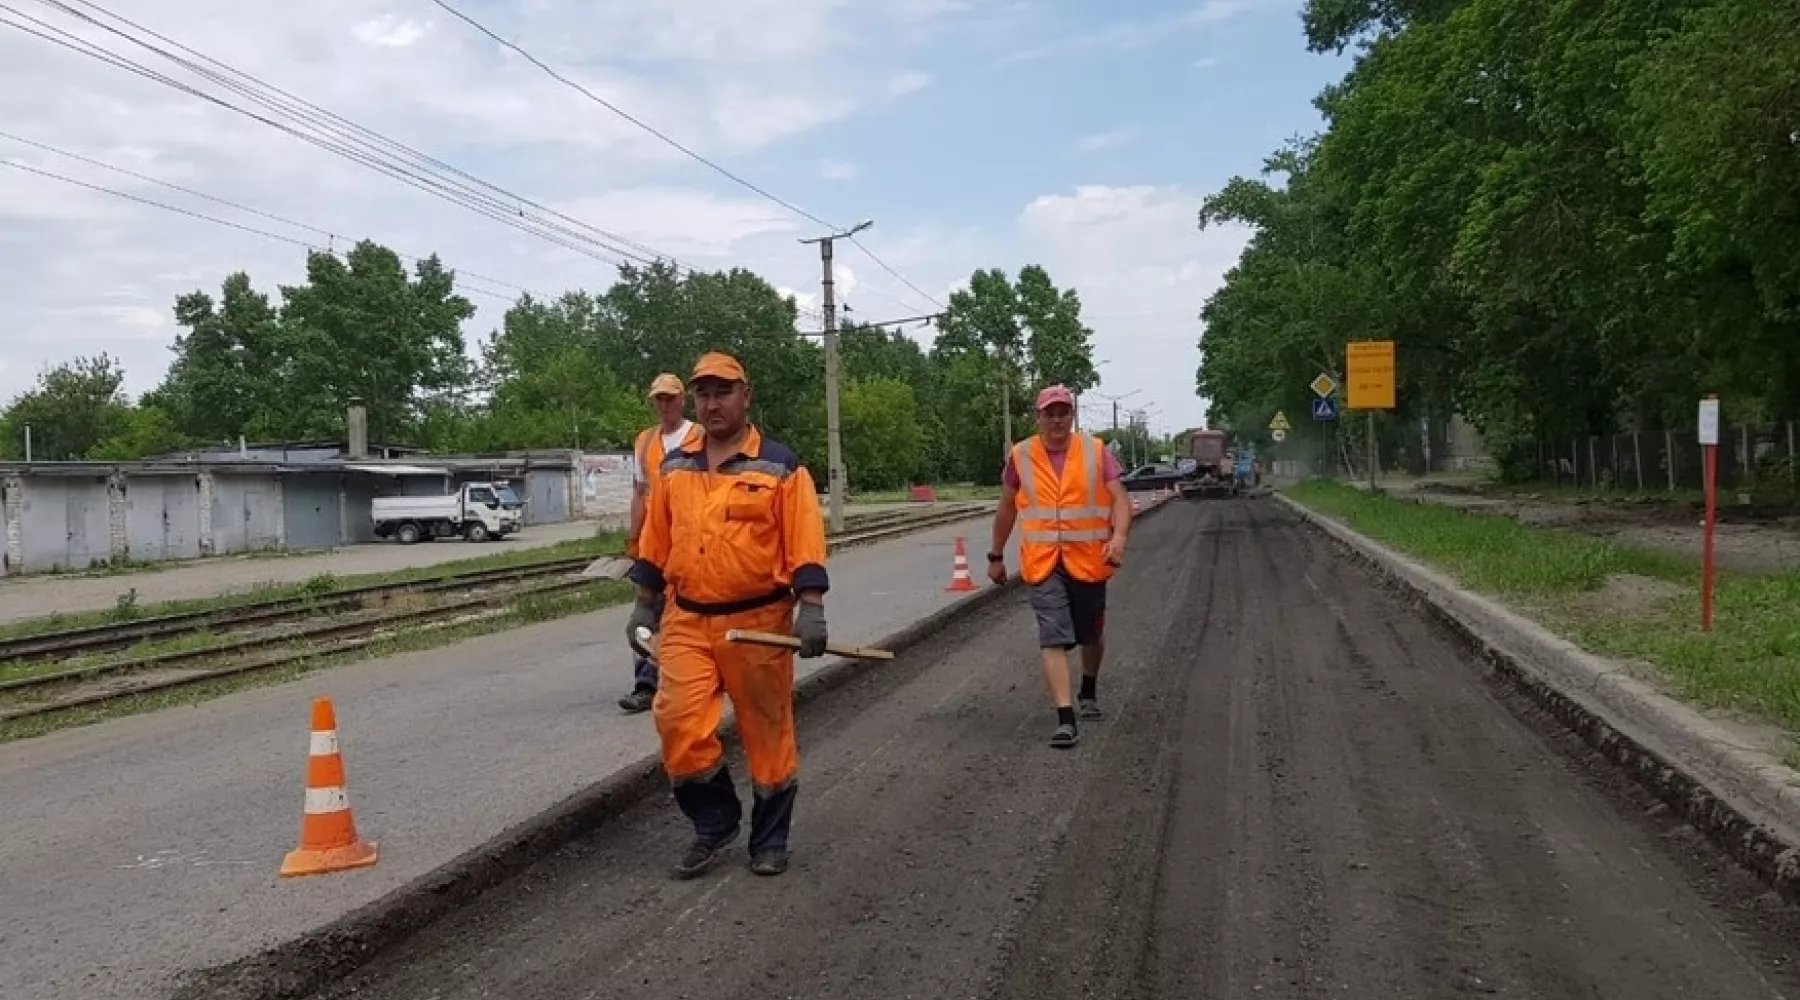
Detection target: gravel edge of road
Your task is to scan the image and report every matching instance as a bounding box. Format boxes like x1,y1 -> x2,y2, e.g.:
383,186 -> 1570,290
1274,490 -> 1800,907
170,495 -> 1177,1000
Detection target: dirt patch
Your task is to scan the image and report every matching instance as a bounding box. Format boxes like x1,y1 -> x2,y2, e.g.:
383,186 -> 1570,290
1571,573 -> 1686,618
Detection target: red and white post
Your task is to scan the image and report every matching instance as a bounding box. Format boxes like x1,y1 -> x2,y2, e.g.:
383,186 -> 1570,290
1698,394 -> 1721,633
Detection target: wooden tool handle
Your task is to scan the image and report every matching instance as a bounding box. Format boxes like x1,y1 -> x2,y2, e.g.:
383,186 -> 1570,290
725,629 -> 895,661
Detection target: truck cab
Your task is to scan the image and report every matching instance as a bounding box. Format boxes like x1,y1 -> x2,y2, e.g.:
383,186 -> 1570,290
371,481 -> 523,544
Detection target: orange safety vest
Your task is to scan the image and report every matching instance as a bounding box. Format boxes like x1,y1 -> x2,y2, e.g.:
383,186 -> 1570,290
628,421 -> 701,559
1011,433 -> 1117,585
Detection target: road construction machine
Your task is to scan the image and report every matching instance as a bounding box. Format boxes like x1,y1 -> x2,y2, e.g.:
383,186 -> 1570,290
1177,429 -> 1236,499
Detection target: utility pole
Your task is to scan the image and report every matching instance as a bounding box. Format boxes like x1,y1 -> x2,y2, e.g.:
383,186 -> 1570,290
800,218 -> 873,536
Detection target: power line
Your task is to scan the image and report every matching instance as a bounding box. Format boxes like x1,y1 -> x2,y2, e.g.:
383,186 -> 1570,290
427,0 -> 947,314
0,128 -> 542,299
5,0 -> 831,324
0,158 -> 516,303
6,0 -> 659,271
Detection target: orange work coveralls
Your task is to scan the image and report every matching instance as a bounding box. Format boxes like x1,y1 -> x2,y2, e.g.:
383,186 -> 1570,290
629,424 -> 829,855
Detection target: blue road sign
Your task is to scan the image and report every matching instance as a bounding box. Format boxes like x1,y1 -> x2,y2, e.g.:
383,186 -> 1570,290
1312,397 -> 1338,421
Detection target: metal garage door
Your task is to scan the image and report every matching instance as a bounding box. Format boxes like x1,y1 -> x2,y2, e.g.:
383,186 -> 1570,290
282,475 -> 341,550
125,477 -> 201,562
20,478 -> 111,572
525,471 -> 568,525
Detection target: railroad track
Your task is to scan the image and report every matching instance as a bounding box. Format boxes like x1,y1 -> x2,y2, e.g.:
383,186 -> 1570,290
0,501 -> 994,724
0,502 -> 990,669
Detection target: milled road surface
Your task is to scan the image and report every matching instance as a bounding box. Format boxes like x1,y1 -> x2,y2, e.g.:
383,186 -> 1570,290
307,499 -> 1800,1000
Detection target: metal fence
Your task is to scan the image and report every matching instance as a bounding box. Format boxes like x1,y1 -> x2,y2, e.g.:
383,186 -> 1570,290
1530,421 -> 1798,501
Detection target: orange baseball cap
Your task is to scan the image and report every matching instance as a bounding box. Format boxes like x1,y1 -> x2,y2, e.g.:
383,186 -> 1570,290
690,351 -> 748,384
647,373 -> 684,398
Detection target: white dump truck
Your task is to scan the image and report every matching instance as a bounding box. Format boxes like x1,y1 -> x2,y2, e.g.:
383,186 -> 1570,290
370,481 -> 523,544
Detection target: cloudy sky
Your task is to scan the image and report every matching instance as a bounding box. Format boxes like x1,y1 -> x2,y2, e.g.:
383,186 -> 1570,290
0,0 -> 1351,437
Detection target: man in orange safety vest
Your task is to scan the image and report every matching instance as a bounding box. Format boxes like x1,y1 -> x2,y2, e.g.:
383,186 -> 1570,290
986,384 -> 1132,749
619,372 -> 703,714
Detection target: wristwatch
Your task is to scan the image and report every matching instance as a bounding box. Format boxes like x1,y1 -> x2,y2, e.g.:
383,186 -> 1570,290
987,552 -> 1005,563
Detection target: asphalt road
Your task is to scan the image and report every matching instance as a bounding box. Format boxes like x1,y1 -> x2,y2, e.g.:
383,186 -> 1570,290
306,498 -> 1800,1000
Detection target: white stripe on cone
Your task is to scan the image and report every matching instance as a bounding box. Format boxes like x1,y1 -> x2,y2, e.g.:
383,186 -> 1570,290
304,786 -> 351,815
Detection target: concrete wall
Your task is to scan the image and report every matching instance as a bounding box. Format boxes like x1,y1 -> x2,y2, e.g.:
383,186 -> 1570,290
2,477 -> 22,577
577,452 -> 634,530
209,474 -> 284,555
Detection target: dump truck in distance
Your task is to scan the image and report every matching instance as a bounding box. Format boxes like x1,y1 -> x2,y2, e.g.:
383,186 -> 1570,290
1178,429 -> 1236,499
371,482 -> 523,544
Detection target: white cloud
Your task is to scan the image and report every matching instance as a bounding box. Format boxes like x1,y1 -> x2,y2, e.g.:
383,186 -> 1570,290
887,71 -> 934,96
1193,56 -> 1221,69
1016,185 -> 1250,433
1003,0 -> 1262,65
0,0 -> 1241,438
1075,126 -> 1139,153
0,0 -> 959,405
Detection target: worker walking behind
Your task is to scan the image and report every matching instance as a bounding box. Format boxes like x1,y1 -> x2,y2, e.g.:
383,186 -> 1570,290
628,352 -> 830,879
987,385 -> 1132,749
619,373 -> 703,715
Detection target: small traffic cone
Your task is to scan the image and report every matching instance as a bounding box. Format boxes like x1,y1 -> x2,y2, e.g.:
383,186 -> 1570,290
945,536 -> 979,592
280,696 -> 378,878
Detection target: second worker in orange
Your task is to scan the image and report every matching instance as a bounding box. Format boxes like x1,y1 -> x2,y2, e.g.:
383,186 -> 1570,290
628,351 -> 830,880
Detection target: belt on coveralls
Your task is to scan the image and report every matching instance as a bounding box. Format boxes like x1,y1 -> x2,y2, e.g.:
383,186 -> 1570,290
674,586 -> 793,616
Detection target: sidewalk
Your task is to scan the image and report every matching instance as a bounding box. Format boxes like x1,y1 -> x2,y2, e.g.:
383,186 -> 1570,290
0,512 -> 1053,1000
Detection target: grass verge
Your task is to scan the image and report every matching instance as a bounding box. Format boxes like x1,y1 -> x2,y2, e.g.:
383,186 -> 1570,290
0,529 -> 630,644
1284,479 -> 1800,751
0,579 -> 635,744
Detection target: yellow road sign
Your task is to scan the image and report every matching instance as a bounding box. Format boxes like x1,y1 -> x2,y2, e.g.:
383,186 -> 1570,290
1268,411 -> 1291,431
1346,340 -> 1396,410
1310,373 -> 1336,398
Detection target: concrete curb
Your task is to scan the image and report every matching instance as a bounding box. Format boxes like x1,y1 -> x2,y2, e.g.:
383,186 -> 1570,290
172,494 -> 1175,1000
1273,491 -> 1800,904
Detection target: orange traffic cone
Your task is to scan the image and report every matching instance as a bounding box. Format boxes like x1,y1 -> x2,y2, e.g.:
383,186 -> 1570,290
280,697 -> 379,878
945,536 -> 979,592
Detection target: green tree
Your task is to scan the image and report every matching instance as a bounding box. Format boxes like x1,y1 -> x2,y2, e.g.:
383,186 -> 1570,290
840,377 -> 926,491
0,354 -> 135,461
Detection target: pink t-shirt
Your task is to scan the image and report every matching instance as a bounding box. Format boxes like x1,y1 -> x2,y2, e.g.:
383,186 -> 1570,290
1002,440 -> 1123,490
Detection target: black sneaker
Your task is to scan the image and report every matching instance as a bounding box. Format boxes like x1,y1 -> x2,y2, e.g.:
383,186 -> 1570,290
617,688 -> 655,714
1049,722 -> 1079,749
671,830 -> 737,880
1077,697 -> 1103,721
748,849 -> 790,877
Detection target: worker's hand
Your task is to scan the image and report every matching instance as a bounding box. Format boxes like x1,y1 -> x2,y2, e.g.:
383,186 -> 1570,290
626,598 -> 660,645
794,602 -> 828,658
1102,535 -> 1127,567
986,557 -> 1007,585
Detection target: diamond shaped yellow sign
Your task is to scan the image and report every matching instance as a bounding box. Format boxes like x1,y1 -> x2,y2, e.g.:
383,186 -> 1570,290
1268,411 -> 1291,432
1310,373 -> 1336,398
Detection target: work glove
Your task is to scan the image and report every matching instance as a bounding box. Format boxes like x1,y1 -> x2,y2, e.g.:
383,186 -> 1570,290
626,597 -> 660,652
794,602 -> 828,659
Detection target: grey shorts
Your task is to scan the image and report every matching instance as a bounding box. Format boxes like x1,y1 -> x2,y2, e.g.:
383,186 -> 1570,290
1027,564 -> 1108,650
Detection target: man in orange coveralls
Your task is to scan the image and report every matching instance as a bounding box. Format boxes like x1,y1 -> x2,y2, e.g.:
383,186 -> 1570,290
628,351 -> 830,879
